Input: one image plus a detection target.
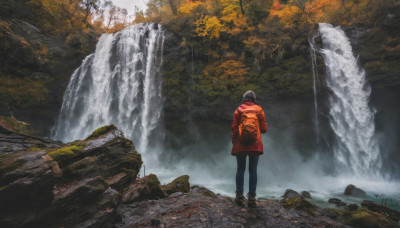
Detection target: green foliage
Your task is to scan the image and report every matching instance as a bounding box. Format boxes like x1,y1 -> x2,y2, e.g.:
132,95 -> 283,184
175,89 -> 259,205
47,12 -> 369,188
86,125 -> 117,140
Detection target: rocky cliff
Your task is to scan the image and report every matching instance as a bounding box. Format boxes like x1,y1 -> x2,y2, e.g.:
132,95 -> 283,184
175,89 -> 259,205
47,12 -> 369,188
1,126 -> 399,227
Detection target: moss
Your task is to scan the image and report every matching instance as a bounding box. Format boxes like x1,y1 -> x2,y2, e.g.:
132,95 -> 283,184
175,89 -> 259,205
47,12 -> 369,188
119,151 -> 142,175
70,140 -> 87,147
86,125 -> 117,140
28,146 -> 43,152
161,175 -> 190,195
280,198 -> 316,216
123,140 -> 134,149
47,146 -> 83,164
0,115 -> 32,135
146,174 -> 161,190
341,208 -> 396,228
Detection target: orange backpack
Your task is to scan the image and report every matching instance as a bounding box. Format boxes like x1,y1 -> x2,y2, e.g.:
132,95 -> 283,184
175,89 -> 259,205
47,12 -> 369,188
239,109 -> 260,145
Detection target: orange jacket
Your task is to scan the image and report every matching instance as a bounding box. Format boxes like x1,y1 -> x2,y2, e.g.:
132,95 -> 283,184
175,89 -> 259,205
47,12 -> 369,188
231,101 -> 267,155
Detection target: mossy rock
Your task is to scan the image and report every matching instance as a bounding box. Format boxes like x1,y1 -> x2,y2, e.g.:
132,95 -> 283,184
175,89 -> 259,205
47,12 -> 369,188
145,174 -> 164,196
341,207 -> 398,228
65,156 -> 100,178
191,185 -> 217,198
0,115 -> 32,135
86,125 -> 117,140
119,150 -> 142,178
280,198 -> 316,216
47,145 -> 83,165
161,175 -> 190,195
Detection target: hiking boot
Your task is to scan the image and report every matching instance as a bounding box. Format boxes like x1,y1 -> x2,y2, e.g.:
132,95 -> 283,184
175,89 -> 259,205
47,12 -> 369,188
247,192 -> 257,208
235,191 -> 246,207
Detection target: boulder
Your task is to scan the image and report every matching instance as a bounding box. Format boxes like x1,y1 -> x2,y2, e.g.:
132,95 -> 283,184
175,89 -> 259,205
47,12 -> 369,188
0,126 -> 142,227
344,184 -> 366,197
301,191 -> 312,199
280,198 -> 316,216
341,207 -> 399,228
282,189 -> 302,199
122,174 -> 164,203
328,198 -> 347,207
161,175 -> 190,195
361,200 -> 400,223
346,203 -> 359,211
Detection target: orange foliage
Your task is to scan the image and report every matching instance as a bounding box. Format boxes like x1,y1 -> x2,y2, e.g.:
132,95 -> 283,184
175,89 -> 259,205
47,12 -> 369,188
178,0 -> 205,15
195,16 -> 222,40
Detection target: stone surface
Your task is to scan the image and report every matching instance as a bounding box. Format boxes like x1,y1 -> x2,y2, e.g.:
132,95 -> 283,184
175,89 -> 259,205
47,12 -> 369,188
122,174 -> 164,204
0,126 -> 141,227
301,191 -> 312,199
344,184 -> 366,197
161,175 -> 190,195
329,198 -> 347,207
282,189 -> 302,199
0,126 -> 60,154
361,200 -> 400,223
116,186 -> 348,228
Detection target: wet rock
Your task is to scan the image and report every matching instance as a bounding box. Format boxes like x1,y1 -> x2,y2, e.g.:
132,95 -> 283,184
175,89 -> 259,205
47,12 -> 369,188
346,203 -> 359,211
280,198 -> 316,216
117,186 -> 347,227
282,189 -> 302,199
161,175 -> 190,195
301,191 -> 312,199
0,150 -> 58,227
169,192 -> 184,198
328,198 -> 347,207
341,207 -> 399,228
344,184 -> 366,197
320,208 -> 340,219
0,126 -> 60,154
122,174 -> 164,203
361,200 -> 400,223
0,126 -> 141,227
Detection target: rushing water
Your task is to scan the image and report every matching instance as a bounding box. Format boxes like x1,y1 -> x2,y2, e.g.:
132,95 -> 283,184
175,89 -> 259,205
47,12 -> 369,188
52,23 -> 165,154
309,35 -> 320,146
318,23 -> 381,177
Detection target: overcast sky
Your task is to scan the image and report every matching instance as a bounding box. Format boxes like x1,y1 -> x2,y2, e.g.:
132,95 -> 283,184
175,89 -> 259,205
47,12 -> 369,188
112,0 -> 148,15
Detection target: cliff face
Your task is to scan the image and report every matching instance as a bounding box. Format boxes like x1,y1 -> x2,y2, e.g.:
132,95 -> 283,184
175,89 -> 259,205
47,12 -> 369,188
0,19 -> 93,136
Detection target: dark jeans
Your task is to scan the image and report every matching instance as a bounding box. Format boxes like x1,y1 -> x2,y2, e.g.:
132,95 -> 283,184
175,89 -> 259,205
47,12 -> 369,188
236,154 -> 259,194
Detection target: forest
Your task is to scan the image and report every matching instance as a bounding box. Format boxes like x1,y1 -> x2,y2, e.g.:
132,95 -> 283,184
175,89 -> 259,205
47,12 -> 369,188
1,0 -> 399,135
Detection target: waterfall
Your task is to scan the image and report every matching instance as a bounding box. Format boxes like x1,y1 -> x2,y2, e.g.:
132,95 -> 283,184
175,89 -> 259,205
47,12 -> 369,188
52,23 -> 165,154
318,23 -> 381,177
309,34 -> 320,145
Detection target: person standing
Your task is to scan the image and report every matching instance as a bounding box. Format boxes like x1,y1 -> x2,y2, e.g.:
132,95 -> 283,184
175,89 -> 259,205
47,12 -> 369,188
231,90 -> 267,208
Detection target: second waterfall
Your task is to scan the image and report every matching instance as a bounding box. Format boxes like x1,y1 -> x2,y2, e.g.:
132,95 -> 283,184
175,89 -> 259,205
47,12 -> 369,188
52,23 -> 165,154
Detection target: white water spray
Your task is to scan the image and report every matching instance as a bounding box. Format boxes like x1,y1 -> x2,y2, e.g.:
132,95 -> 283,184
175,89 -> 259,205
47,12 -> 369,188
52,23 -> 165,154
318,23 -> 381,177
309,36 -> 320,145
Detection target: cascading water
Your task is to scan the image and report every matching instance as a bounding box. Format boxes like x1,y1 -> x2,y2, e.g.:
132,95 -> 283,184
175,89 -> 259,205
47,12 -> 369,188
52,23 -> 165,154
318,23 -> 381,177
309,34 -> 321,145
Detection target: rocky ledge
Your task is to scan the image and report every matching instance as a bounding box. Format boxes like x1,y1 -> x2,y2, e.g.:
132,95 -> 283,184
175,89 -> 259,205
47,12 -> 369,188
1,126 -> 399,228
